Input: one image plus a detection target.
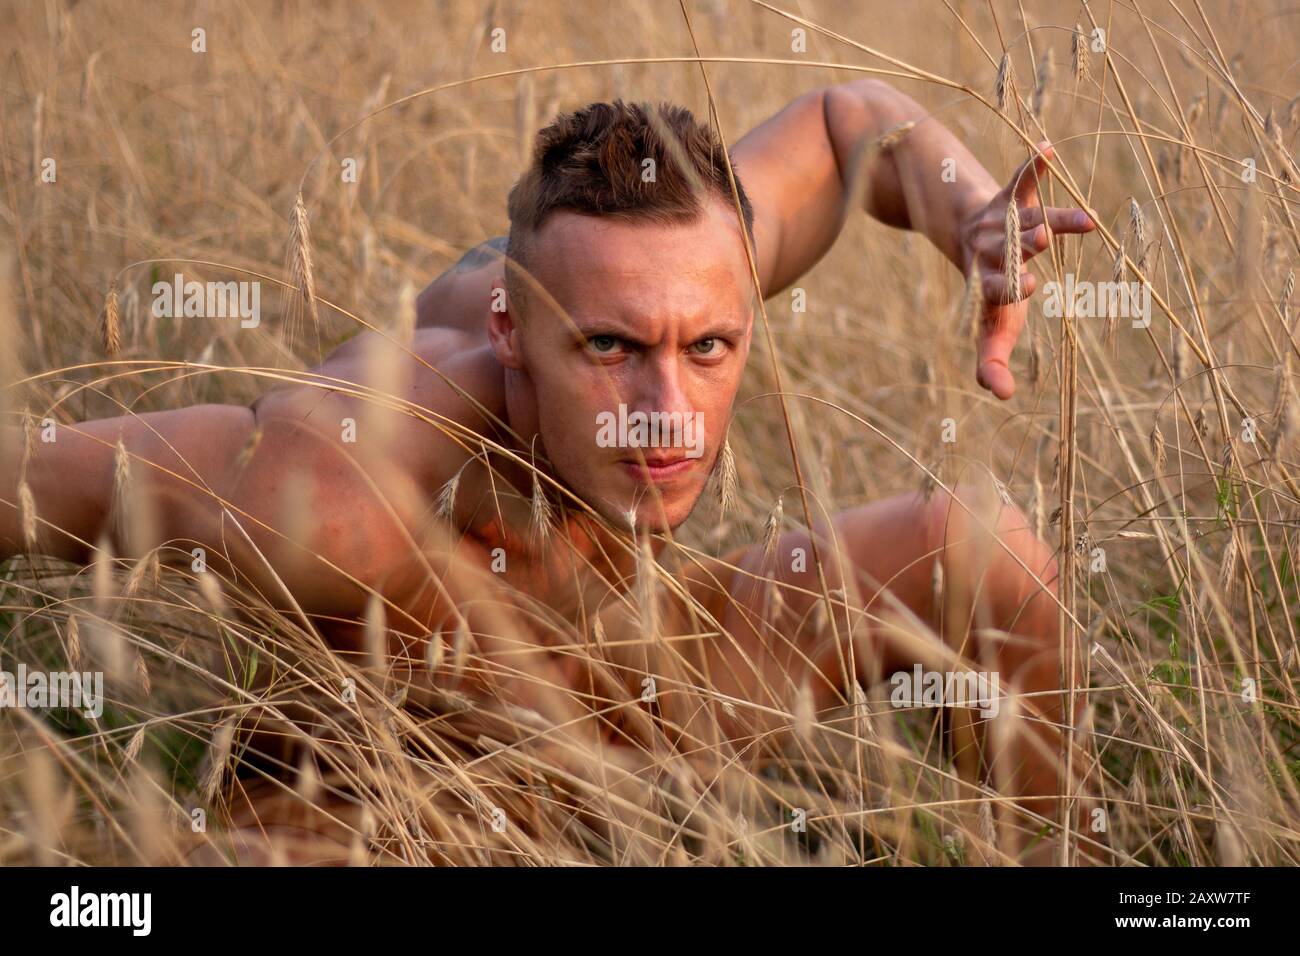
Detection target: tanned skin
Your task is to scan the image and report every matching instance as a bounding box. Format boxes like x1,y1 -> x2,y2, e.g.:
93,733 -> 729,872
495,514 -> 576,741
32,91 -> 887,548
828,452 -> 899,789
0,79 -> 1098,863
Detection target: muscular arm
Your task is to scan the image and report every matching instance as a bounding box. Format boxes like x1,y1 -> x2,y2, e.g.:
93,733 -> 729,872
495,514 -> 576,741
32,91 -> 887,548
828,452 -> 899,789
733,78 -> 999,296
735,78 -> 1094,397
413,82 -> 994,319
3,339 -> 491,630
414,79 -> 1092,397
1,406 -> 255,564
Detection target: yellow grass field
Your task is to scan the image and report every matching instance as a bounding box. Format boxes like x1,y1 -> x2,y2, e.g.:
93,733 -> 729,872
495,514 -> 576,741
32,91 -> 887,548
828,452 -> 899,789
2,0 -> 1299,865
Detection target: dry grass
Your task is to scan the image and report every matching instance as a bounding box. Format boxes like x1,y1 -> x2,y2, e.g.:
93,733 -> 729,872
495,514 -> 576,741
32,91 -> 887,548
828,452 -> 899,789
2,0 -> 1300,866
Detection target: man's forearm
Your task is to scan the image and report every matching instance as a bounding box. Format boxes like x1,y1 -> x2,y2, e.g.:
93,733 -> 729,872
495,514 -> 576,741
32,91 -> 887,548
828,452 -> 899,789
1,406 -> 255,564
824,79 -> 999,268
2,415 -> 150,563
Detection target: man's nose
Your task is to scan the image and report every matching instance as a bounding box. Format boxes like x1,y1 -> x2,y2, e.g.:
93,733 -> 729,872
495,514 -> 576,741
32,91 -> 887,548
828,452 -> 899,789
628,354 -> 693,418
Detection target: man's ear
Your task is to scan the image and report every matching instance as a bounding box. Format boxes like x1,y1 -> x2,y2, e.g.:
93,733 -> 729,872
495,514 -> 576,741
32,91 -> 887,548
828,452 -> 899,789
740,302 -> 756,362
487,280 -> 525,369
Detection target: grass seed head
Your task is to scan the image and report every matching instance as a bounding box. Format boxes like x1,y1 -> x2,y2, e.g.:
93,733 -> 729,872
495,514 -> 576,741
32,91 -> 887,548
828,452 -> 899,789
995,53 -> 1014,112
1071,25 -> 1090,82
1003,199 -> 1022,301
101,282 -> 121,357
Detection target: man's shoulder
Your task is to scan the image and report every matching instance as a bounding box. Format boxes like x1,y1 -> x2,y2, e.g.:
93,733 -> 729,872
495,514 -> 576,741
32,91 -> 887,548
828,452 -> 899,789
407,332 -> 507,423
260,323 -> 497,403
249,328 -> 506,481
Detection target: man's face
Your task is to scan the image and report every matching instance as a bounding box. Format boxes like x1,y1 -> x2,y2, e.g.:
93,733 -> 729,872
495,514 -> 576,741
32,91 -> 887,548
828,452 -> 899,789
498,201 -> 754,533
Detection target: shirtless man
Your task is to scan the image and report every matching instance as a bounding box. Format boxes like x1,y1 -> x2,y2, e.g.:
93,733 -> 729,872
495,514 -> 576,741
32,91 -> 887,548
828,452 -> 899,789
1,81 -> 1097,863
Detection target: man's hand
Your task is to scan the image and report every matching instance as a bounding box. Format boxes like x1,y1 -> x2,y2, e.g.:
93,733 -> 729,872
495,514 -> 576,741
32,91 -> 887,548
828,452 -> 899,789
731,83 -> 1097,399
962,140 -> 1096,400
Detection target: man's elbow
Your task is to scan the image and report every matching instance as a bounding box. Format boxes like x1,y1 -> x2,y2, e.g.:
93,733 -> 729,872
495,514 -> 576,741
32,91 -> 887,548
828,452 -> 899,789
824,77 -> 916,125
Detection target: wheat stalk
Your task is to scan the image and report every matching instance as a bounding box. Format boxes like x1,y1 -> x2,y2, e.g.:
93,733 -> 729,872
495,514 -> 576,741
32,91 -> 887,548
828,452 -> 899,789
1071,25 -> 1090,83
200,720 -> 235,803
66,615 -> 82,673
529,471 -> 554,547
289,191 -> 321,338
1129,198 -> 1148,272
995,53 -> 1014,113
426,629 -> 445,673
123,727 -> 145,765
715,437 -> 737,516
1150,420 -> 1167,473
101,282 -> 121,357
1003,198 -> 1022,302
761,495 -> 784,570
1031,48 -> 1054,120
112,440 -> 130,545
18,480 -> 37,550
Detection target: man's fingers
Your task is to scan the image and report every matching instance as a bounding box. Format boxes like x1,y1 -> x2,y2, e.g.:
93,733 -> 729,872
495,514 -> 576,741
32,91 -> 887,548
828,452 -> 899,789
1020,205 -> 1095,234
976,312 -> 1024,400
981,270 -> 1038,304
976,357 -> 1017,400
976,298 -> 1030,400
974,228 -> 1048,266
968,139 -> 1083,402
999,141 -> 1055,207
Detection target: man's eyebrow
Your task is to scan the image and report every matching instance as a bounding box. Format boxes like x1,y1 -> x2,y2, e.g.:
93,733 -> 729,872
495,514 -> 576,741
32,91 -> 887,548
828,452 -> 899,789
571,317 -> 642,340
571,317 -> 748,344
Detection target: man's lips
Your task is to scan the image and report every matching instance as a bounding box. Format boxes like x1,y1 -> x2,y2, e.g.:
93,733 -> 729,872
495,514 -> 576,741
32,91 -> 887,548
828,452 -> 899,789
618,454 -> 697,482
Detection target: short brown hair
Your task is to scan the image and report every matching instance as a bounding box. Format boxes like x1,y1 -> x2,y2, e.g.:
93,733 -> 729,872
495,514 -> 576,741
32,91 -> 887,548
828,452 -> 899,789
504,100 -> 755,311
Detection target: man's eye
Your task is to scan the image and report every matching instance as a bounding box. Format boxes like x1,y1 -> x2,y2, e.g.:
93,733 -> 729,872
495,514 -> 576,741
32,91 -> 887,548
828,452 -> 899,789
691,338 -> 721,355
588,335 -> 620,354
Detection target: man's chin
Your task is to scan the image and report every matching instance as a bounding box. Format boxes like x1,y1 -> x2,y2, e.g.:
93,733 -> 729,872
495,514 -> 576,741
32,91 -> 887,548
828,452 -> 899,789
592,487 -> 704,534
650,485 -> 711,531
630,512 -> 688,535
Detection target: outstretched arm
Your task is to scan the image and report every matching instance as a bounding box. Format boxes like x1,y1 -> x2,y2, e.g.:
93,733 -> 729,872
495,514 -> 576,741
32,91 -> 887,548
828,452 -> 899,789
732,79 -> 1096,398
734,78 -> 997,291
0,339 -> 484,628
1,405 -> 255,563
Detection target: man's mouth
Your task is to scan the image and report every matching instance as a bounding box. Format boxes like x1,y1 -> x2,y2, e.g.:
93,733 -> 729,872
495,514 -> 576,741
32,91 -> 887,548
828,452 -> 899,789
618,453 -> 696,483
